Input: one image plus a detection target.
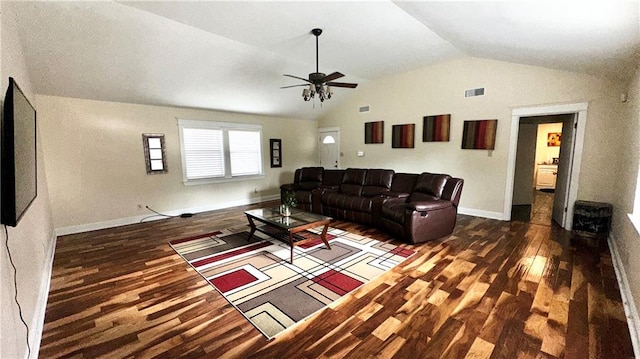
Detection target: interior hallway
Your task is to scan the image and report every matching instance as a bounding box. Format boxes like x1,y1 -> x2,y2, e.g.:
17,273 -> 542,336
512,190 -> 555,226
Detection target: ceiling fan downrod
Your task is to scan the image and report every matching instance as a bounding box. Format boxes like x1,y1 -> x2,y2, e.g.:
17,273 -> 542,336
312,28 -> 322,74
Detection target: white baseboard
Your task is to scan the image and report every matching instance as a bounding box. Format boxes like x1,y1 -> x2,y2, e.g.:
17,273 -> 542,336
55,195 -> 280,236
30,231 -> 57,359
608,233 -> 640,358
458,207 -> 504,220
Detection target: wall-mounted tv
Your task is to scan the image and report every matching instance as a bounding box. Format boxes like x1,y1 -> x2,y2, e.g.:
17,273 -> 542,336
1,77 -> 37,227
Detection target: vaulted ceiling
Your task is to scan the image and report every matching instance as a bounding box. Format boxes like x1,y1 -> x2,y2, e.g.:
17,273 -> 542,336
7,1 -> 640,121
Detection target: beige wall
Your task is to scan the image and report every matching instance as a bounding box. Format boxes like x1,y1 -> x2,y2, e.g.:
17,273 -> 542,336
1,4 -> 56,358
319,57 -> 628,217
36,96 -> 318,231
610,67 -> 640,331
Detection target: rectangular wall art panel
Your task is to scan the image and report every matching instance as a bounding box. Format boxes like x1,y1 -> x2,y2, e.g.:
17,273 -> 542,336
423,114 -> 450,142
364,121 -> 384,144
392,124 -> 415,148
461,119 -> 497,150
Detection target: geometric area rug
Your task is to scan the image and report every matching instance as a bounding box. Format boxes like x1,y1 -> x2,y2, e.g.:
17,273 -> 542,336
169,226 -> 415,339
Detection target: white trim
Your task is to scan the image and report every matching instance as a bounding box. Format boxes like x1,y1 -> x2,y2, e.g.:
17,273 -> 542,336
177,118 -> 262,130
31,231 -> 56,359
505,102 -> 588,229
608,233 -> 640,358
318,126 -> 340,133
458,207 -> 503,220
55,194 -> 280,236
182,174 -> 265,186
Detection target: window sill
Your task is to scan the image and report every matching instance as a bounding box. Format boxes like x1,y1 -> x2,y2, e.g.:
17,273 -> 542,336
183,174 -> 265,186
628,213 -> 640,236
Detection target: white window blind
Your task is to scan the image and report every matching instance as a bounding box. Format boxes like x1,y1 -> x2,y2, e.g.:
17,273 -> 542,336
229,130 -> 262,176
178,119 -> 263,184
182,128 -> 224,179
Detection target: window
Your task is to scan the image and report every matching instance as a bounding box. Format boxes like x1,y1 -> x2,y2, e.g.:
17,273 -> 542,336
631,163 -> 640,232
178,119 -> 263,184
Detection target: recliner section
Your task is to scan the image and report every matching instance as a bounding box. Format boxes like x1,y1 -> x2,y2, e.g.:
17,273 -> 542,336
281,167 -> 464,244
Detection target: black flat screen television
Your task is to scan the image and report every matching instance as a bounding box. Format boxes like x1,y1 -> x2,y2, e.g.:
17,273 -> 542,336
1,77 -> 37,227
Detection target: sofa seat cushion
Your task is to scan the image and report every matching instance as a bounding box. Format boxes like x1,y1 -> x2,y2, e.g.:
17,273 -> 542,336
340,183 -> 363,196
362,186 -> 390,197
323,192 -> 373,212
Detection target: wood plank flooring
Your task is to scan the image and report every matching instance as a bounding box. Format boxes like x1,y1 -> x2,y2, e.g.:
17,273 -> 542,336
39,201 -> 635,358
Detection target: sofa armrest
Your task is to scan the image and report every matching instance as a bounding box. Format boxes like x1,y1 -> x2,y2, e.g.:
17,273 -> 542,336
280,183 -> 299,191
408,200 -> 453,212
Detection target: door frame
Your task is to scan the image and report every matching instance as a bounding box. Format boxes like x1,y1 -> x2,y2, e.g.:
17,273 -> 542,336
504,102 -> 588,229
318,127 -> 340,168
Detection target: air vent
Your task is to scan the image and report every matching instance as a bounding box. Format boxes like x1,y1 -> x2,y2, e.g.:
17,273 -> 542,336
359,105 -> 370,113
465,88 -> 485,98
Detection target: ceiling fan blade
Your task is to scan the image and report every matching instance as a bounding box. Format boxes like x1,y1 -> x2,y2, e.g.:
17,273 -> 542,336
327,82 -> 358,89
322,72 -> 344,82
280,84 -> 310,89
283,74 -> 311,83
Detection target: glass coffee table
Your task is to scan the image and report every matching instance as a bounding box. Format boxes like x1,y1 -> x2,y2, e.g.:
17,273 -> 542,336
244,207 -> 333,263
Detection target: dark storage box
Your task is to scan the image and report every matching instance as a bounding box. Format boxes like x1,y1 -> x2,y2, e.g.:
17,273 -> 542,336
572,200 -> 612,237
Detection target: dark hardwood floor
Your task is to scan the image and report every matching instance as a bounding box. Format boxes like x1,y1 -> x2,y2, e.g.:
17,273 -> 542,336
39,200 -> 635,358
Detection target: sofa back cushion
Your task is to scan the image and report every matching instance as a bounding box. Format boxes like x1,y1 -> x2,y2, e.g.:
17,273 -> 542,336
409,173 -> 451,201
298,167 -> 323,190
340,168 -> 367,196
391,173 -> 419,193
362,169 -> 394,197
322,169 -> 345,187
442,178 -> 464,207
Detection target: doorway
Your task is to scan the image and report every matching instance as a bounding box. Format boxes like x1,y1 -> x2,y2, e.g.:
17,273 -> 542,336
505,102 -> 588,230
511,116 -> 570,225
318,127 -> 340,169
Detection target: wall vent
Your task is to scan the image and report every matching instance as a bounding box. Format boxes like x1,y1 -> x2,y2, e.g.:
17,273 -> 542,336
465,88 -> 485,98
359,105 -> 370,113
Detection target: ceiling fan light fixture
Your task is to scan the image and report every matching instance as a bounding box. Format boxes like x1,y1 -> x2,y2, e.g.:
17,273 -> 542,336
282,28 -> 358,106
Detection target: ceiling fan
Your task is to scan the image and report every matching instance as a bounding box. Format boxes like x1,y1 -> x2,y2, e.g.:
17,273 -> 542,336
281,28 -> 358,102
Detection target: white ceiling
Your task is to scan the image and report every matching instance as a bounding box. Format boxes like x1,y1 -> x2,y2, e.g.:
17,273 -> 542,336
7,1 -> 640,121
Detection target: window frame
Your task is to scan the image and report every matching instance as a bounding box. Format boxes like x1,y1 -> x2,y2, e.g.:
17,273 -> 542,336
178,119 -> 264,185
630,163 -> 640,233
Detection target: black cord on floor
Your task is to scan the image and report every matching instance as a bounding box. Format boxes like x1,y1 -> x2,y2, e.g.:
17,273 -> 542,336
139,206 -> 194,223
144,206 -> 176,218
4,225 -> 31,358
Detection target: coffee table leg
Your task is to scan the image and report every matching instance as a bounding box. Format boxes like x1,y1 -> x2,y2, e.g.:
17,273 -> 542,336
288,232 -> 295,264
246,214 -> 256,241
320,224 -> 331,250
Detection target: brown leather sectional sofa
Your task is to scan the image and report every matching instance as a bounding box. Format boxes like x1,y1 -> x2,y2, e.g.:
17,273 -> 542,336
280,167 -> 464,244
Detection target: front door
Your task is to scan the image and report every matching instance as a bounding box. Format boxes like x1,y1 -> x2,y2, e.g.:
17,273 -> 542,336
318,128 -> 340,169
